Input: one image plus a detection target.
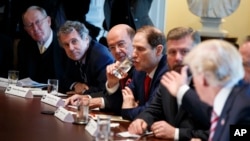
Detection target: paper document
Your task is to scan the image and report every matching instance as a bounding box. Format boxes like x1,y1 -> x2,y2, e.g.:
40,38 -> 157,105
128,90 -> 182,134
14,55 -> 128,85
90,114 -> 129,122
17,78 -> 48,88
32,90 -> 67,97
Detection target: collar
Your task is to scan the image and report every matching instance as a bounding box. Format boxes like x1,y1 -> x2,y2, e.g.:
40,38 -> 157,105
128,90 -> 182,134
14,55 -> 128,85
213,80 -> 238,116
37,30 -> 53,49
148,66 -> 157,79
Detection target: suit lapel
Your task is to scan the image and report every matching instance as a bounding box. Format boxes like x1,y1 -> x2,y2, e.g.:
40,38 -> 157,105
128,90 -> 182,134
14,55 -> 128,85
213,84 -> 241,140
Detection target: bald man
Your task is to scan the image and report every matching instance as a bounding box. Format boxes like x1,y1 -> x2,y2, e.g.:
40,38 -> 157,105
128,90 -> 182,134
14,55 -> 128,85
65,24 -> 135,113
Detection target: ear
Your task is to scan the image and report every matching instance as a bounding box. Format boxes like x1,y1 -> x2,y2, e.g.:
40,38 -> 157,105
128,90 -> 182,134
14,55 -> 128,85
202,74 -> 209,87
155,45 -> 163,56
47,16 -> 51,26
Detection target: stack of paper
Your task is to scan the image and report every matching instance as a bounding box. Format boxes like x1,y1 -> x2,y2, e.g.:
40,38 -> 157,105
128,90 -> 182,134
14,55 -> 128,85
17,77 -> 48,88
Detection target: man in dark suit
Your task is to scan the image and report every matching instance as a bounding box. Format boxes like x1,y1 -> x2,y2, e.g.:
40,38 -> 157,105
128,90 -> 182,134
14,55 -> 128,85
17,6 -> 68,92
128,27 -> 209,140
57,20 -> 114,95
165,39 -> 250,141
106,25 -> 168,120
64,24 -> 135,111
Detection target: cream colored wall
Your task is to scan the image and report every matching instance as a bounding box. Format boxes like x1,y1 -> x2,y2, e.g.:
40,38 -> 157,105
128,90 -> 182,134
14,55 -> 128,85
165,0 -> 250,45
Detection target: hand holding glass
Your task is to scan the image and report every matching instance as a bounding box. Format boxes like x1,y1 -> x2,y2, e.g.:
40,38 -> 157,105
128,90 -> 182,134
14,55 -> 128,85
112,57 -> 133,79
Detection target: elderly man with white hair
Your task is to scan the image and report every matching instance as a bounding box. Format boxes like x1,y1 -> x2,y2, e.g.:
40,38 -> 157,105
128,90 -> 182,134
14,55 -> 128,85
163,39 -> 250,141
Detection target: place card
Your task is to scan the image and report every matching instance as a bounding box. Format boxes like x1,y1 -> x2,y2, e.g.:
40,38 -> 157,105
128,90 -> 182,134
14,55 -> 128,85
41,94 -> 64,107
0,77 -> 8,88
85,118 -> 98,136
54,106 -> 74,123
5,85 -> 33,98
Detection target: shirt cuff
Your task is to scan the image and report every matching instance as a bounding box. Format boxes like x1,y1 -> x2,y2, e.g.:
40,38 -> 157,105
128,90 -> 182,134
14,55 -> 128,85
100,97 -> 105,109
174,128 -> 179,141
176,85 -> 190,106
105,81 -> 119,95
70,82 -> 77,90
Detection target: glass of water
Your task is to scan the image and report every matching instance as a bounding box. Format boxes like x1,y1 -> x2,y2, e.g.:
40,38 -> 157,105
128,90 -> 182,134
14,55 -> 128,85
95,115 -> 111,141
8,70 -> 19,85
112,57 -> 133,79
47,79 -> 59,95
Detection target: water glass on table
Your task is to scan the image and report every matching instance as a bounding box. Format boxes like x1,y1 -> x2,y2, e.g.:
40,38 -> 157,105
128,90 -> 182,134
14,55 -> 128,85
74,99 -> 89,124
95,115 -> 111,141
47,79 -> 59,96
8,70 -> 19,86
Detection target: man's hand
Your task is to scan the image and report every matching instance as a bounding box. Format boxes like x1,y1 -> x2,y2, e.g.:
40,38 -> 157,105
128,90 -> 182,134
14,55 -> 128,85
106,62 -> 128,88
68,82 -> 89,94
160,66 -> 189,97
89,97 -> 102,109
122,86 -> 138,108
151,121 -> 175,139
128,119 -> 148,134
64,94 -> 89,106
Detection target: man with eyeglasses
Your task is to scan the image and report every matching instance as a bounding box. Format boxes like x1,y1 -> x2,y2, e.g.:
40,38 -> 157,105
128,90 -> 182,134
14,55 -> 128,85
239,35 -> 250,83
64,24 -> 135,114
17,6 -> 68,92
128,27 -> 209,140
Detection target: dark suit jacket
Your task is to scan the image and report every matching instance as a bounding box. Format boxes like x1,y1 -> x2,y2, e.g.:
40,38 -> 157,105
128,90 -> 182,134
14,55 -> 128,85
0,33 -> 13,78
182,80 -> 250,141
108,55 -> 168,120
17,31 -> 68,92
213,80 -> 250,141
103,0 -> 154,30
62,40 -> 114,94
136,83 -> 209,141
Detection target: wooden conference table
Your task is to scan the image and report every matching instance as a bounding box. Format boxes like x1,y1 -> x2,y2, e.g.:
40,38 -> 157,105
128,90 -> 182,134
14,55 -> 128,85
0,88 -> 167,141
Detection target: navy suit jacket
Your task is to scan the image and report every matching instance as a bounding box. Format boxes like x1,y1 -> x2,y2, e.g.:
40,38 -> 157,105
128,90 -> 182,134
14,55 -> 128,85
183,80 -> 250,141
136,83 -> 209,140
17,31 -> 68,92
108,55 -> 168,120
62,40 -> 114,94
213,81 -> 250,141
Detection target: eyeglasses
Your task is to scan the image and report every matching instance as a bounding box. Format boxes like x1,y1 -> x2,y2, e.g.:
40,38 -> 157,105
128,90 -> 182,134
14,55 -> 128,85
24,16 -> 47,29
109,41 -> 126,52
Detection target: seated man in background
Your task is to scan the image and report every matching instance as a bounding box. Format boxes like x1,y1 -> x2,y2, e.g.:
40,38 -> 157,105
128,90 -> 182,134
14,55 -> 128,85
57,20 -> 114,95
239,35 -> 250,83
107,25 -> 168,120
17,6 -> 68,92
65,24 -> 135,113
166,39 -> 250,141
128,27 -> 209,140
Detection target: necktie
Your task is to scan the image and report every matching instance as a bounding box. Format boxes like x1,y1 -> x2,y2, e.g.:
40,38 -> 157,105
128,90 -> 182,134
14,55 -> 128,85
144,75 -> 151,101
39,46 -> 46,54
208,110 -> 219,141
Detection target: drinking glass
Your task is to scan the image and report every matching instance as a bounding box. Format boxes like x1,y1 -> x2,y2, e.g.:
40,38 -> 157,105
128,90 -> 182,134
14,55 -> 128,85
112,57 -> 133,79
95,115 -> 111,141
8,70 -> 19,85
47,79 -> 59,95
75,99 -> 89,124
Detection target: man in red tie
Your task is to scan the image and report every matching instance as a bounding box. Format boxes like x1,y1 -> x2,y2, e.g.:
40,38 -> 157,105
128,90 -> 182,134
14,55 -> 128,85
128,27 -> 209,140
106,25 -> 168,120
